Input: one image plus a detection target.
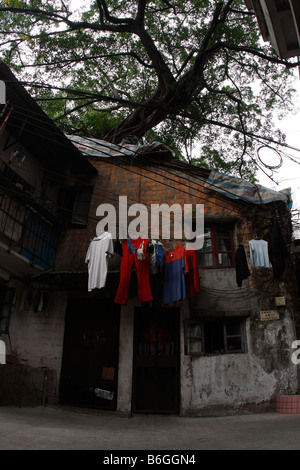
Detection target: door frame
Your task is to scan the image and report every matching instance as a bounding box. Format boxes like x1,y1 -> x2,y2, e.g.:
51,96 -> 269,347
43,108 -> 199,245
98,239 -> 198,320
132,306 -> 180,414
59,297 -> 120,411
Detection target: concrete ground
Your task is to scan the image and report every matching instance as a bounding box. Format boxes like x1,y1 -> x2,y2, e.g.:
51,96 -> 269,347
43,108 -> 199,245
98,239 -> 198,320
1,405 -> 300,451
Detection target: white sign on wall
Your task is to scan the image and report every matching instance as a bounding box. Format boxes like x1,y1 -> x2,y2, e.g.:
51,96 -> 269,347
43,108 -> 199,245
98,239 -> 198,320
260,310 -> 280,321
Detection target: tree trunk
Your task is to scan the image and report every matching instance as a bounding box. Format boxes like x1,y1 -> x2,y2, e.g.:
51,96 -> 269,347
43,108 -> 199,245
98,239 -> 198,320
104,71 -> 205,143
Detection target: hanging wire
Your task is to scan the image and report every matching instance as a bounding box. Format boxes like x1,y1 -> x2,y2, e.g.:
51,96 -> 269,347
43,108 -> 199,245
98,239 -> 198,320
256,145 -> 283,170
2,104 -> 248,212
0,101 -> 294,229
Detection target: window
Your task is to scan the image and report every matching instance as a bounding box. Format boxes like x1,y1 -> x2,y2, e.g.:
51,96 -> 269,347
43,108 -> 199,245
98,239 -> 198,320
184,321 -> 203,355
71,187 -> 93,227
198,225 -> 235,268
185,318 -> 246,356
21,211 -> 58,269
57,186 -> 93,228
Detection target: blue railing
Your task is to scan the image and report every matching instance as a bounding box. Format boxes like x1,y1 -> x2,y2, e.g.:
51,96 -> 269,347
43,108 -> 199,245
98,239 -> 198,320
0,191 -> 58,269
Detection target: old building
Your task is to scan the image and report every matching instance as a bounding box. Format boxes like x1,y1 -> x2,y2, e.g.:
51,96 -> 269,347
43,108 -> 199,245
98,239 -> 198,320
0,62 -> 97,405
0,64 -> 298,416
245,0 -> 300,58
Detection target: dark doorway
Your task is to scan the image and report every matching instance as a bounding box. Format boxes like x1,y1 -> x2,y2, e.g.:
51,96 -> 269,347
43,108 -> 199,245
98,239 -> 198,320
59,298 -> 120,410
133,307 -> 180,414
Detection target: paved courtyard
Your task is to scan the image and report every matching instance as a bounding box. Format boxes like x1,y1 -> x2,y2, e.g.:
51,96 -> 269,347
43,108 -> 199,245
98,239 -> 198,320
1,405 -> 300,451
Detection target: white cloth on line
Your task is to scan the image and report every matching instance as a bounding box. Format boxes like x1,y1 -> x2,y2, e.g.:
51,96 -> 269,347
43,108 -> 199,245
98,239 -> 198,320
249,239 -> 271,268
85,232 -> 114,291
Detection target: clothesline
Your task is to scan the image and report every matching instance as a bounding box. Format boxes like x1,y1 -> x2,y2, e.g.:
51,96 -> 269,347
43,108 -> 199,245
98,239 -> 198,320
85,234 -> 201,306
85,215 -> 289,302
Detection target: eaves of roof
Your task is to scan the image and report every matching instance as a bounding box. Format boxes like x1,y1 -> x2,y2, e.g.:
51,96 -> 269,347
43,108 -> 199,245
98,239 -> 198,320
0,62 -> 97,177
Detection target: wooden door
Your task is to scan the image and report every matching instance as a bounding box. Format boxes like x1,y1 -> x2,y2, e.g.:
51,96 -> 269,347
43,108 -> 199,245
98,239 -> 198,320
59,298 -> 120,410
133,307 -> 180,414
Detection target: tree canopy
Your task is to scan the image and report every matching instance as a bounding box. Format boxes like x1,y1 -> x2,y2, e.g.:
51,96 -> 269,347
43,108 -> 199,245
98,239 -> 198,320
0,0 -> 299,181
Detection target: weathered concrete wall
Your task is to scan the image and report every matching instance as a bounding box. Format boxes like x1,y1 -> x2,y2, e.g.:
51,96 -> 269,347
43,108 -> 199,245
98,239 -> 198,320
181,351 -> 275,416
0,363 -> 56,406
8,286 -> 67,370
180,330 -> 296,417
0,285 -> 67,405
180,265 -> 298,416
116,300 -> 135,414
114,287 -> 297,417
192,268 -> 253,312
2,155 -> 296,416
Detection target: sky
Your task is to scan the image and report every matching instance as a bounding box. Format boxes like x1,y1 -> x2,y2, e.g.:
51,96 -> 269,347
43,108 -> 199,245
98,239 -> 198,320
68,0 -> 300,228
256,71 -> 300,233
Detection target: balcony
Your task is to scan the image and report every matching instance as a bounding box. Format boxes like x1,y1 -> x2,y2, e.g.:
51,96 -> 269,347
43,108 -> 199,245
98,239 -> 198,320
0,162 -> 59,278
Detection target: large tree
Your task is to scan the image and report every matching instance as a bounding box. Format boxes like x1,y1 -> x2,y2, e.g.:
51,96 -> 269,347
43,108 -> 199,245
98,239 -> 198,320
0,0 -> 299,179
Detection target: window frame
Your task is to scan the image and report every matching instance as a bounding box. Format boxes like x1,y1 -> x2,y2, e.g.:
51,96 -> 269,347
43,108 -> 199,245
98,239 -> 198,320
57,185 -> 93,229
184,317 -> 246,356
198,224 -> 236,269
184,320 -> 203,356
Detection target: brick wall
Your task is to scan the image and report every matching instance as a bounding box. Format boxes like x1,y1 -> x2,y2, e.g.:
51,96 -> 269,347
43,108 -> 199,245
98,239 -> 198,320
55,157 -> 246,271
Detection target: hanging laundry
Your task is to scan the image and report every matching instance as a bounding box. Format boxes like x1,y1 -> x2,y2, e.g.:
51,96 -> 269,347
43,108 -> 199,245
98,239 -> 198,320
114,238 -> 123,257
249,239 -> 271,268
127,238 -> 135,254
155,242 -> 165,268
235,244 -> 250,287
146,243 -> 154,255
148,240 -> 165,308
148,240 -> 165,276
114,238 -> 153,305
267,216 -> 289,279
163,245 -> 189,305
33,289 -> 48,312
85,232 -> 114,292
185,248 -> 201,297
136,240 -> 146,260
33,289 -> 42,312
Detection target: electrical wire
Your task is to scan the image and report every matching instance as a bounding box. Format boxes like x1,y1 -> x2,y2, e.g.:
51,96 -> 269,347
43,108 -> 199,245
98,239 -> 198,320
7,98 -> 300,182
3,110 -> 293,248
0,84 -> 296,299
257,145 -> 283,170
0,102 -> 294,234
3,105 -> 250,213
6,97 -> 300,166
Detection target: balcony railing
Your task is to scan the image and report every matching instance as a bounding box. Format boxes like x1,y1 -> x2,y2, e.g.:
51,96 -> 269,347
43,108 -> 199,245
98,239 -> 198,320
0,189 -> 58,270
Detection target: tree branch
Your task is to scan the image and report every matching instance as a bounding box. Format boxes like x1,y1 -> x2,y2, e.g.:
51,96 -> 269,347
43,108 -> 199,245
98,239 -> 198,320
0,6 -> 135,34
178,110 -> 290,151
95,0 -> 134,25
53,99 -> 98,121
222,42 -> 300,67
0,6 -> 70,24
20,52 -> 153,70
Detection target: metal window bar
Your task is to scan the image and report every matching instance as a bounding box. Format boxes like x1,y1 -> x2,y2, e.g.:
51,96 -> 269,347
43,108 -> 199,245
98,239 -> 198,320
0,190 -> 58,269
20,211 -> 58,269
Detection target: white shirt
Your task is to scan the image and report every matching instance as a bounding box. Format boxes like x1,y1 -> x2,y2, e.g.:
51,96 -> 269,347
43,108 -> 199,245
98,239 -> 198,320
249,239 -> 271,268
85,232 -> 114,291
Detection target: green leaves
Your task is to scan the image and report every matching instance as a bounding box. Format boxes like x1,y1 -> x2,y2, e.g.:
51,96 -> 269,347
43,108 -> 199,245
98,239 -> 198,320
0,0 -> 298,181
